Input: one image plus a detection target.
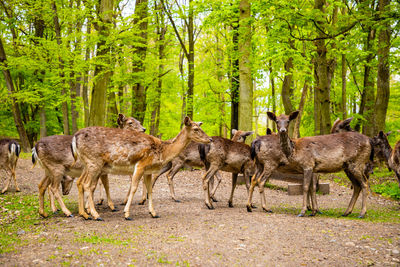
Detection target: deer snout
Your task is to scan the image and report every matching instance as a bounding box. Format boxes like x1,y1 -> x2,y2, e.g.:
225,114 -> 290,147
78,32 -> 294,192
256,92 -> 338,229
209,138 -> 213,142
279,128 -> 287,133
142,127 -> 146,132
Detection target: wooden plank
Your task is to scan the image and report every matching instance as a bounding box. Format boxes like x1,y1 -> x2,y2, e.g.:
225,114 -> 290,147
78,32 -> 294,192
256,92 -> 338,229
288,183 -> 330,195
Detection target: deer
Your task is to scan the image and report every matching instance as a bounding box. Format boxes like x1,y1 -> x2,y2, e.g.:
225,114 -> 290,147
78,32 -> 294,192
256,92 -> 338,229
71,116 -> 211,221
32,114 -> 145,218
248,110 -> 373,218
371,131 -> 400,186
0,139 -> 21,194
137,128 -> 253,205
198,130 -> 254,209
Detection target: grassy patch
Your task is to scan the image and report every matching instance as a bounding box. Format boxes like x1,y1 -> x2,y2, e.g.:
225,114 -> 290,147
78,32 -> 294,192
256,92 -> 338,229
273,205 -> 400,223
371,182 -> 400,200
265,182 -> 287,192
74,232 -> 136,247
0,193 -> 47,254
19,152 -> 32,160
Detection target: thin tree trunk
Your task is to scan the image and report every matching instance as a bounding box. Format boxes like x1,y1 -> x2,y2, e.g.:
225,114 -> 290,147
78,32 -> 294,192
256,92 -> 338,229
281,44 -> 295,136
131,0 -> 149,123
82,20 -> 91,127
374,0 -> 390,133
293,83 -> 309,138
230,20 -> 239,137
269,60 -> 276,132
313,61 -> 321,135
238,0 -> 252,138
39,106 -> 47,138
186,0 -> 194,119
88,0 -> 114,127
341,54 -> 347,119
0,38 -> 30,151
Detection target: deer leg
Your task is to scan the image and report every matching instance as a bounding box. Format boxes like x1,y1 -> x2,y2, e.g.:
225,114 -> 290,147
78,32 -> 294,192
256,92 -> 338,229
138,181 -> 147,205
202,167 -> 218,210
124,163 -> 145,220
38,175 -> 51,218
99,175 -> 116,211
1,169 -> 11,194
77,168 -> 91,219
358,171 -> 369,218
228,173 -> 238,208
309,173 -> 320,216
49,176 -> 72,218
48,186 -> 58,213
167,164 -> 181,202
144,174 -> 158,218
246,173 -> 260,212
11,166 -> 20,192
343,169 -> 361,217
96,179 -> 104,206
258,175 -> 273,213
210,172 -> 222,202
298,169 -> 313,217
84,168 -> 103,221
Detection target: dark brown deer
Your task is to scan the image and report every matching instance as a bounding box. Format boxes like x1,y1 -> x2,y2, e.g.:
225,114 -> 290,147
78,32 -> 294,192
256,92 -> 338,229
33,114 -> 145,218
198,130 -> 254,209
72,117 -> 211,221
0,139 -> 21,193
248,111 -> 373,218
138,129 -> 253,205
371,131 -> 400,186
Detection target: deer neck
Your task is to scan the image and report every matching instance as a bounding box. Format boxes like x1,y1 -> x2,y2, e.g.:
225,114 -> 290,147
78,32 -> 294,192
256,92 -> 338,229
162,129 -> 191,162
278,131 -> 293,158
383,144 -> 393,166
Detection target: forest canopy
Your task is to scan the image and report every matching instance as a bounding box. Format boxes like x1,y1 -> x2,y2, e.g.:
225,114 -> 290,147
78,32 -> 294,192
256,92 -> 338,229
0,0 -> 399,152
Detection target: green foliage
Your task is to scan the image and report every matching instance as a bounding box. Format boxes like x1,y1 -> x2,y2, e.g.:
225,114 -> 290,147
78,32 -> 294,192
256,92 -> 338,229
371,182 -> 400,200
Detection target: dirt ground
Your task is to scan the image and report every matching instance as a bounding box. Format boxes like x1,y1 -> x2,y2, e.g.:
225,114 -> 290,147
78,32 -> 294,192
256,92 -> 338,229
1,158 -> 400,266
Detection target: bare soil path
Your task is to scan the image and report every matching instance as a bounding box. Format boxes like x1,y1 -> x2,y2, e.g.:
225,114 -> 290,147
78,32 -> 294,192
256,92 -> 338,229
1,158 -> 400,266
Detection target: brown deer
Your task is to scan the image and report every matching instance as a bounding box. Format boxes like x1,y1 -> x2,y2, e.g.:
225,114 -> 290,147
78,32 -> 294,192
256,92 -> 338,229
33,114 -> 145,218
248,111 -> 373,218
371,131 -> 400,186
198,130 -> 254,209
72,116 -> 211,221
0,139 -> 21,194
138,129 -> 253,205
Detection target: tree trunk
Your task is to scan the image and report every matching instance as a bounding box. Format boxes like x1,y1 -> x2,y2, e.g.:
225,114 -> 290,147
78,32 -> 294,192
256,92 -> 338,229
230,20 -> 239,137
39,106 -> 47,138
281,48 -> 295,136
131,0 -> 149,123
88,0 -> 114,127
186,0 -> 194,119
341,54 -> 347,119
269,60 -> 276,132
374,0 -> 390,133
293,82 -> 309,138
82,20 -> 91,127
0,38 -> 30,151
238,0 -> 252,138
52,0 -> 70,135
313,62 -> 321,135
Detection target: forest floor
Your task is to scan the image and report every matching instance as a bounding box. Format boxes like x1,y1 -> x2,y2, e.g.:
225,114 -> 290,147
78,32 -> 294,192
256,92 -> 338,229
1,157 -> 400,266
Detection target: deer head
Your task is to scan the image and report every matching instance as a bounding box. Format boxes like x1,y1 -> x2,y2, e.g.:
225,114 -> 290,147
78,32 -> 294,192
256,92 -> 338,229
267,110 -> 299,134
61,176 -> 74,195
372,131 -> 392,160
117,113 -> 146,132
331,117 -> 354,133
183,117 -> 211,144
232,129 -> 254,142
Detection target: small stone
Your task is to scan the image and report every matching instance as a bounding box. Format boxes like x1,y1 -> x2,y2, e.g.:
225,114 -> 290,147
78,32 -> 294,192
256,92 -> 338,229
392,249 -> 400,256
65,254 -> 72,258
17,230 -> 25,235
345,242 -> 355,247
392,258 -> 400,263
80,246 -> 89,250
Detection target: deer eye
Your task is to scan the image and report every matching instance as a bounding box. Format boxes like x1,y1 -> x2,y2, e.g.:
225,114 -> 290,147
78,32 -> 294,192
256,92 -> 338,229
129,122 -> 133,125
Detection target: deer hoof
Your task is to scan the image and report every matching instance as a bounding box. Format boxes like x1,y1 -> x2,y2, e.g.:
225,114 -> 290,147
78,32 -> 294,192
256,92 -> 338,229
228,202 -> 233,208
246,205 -> 252,212
53,209 -> 60,215
96,200 -> 104,206
174,199 -> 181,203
317,210 -> 323,215
297,213 -> 305,217
125,217 -> 133,221
85,216 -> 93,220
263,208 -> 273,213
307,206 -> 312,211
358,215 -> 365,219
150,213 -> 160,218
308,213 -> 316,217
341,213 -> 349,217
16,188 -> 21,192
205,203 -> 214,210
40,212 -> 48,218
67,214 -> 74,218
95,217 -> 104,221
211,196 -> 218,202
251,204 -> 257,209
138,200 -> 146,205
111,208 -> 119,212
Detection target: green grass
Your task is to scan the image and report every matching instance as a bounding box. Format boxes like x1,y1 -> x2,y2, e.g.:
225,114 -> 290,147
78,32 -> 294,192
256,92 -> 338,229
74,232 -> 136,247
0,193 -> 46,253
19,152 -> 32,160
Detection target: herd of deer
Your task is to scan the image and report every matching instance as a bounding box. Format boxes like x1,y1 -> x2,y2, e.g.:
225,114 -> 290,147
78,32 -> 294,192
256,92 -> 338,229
1,112 -> 399,221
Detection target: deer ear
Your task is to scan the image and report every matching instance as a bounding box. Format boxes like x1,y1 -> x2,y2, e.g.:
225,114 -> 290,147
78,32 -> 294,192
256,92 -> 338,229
342,117 -> 353,126
267,112 -> 276,122
379,131 -> 385,138
386,131 -> 392,136
243,131 -> 254,137
197,122 -> 203,126
266,128 -> 272,135
184,116 -> 191,126
289,110 -> 300,121
117,113 -> 126,127
232,129 -> 237,135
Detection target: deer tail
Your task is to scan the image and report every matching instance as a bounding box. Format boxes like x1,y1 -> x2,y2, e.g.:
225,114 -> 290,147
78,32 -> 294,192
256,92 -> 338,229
71,135 -> 78,164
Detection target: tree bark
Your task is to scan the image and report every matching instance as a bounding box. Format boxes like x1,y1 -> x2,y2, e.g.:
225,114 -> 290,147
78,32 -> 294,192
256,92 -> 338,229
238,0 -> 252,138
0,38 -> 30,151
341,54 -> 347,119
374,0 -> 390,133
269,60 -> 276,132
131,0 -> 149,123
293,82 -> 309,138
230,18 -> 239,137
89,0 -> 114,127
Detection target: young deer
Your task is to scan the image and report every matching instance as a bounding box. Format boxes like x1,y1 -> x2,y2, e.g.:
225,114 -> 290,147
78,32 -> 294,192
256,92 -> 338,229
72,116 -> 211,221
371,131 -> 400,186
138,129 -> 252,204
0,139 -> 21,193
33,114 -> 145,218
198,130 -> 254,209
248,111 -> 373,218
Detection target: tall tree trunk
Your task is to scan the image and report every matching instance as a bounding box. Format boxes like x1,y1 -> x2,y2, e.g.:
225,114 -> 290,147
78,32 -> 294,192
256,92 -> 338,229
52,0 -> 70,135
82,20 -> 91,127
293,82 -> 309,138
238,0 -> 252,138
313,61 -> 321,135
341,54 -> 347,119
39,106 -> 47,138
89,0 -> 114,127
269,60 -> 276,132
131,0 -> 149,123
186,0 -> 194,119
374,0 -> 390,133
0,38 -> 30,151
230,20 -> 239,137
281,46 -> 295,136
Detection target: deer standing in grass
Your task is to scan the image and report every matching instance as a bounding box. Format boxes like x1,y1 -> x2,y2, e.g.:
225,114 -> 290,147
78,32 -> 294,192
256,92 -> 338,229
371,131 -> 400,186
0,139 -> 21,194
138,129 -> 252,205
72,117 -> 211,221
32,114 -> 145,218
248,111 -> 373,218
198,130 -> 254,209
